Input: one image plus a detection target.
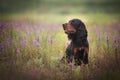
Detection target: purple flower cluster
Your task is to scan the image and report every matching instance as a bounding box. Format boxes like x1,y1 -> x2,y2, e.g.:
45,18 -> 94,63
95,25 -> 101,40
6,36 -> 11,47
16,48 -> 21,55
22,40 -> 27,47
2,30 -> 5,37
0,42 -> 3,52
0,22 -> 2,28
106,32 -> 109,42
33,38 -> 40,47
97,31 -> 101,40
49,35 -> 53,45
114,37 -> 118,49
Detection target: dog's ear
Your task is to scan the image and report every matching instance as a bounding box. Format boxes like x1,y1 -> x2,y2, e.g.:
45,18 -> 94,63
69,19 -> 80,29
75,20 -> 88,47
69,19 -> 88,37
77,20 -> 88,37
77,20 -> 86,30
69,19 -> 86,30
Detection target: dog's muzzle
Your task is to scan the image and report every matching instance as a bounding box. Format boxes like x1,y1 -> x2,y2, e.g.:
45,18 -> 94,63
62,23 -> 69,34
62,23 -> 67,30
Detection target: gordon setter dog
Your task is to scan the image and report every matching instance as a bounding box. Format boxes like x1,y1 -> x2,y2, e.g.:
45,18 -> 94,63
61,19 -> 89,66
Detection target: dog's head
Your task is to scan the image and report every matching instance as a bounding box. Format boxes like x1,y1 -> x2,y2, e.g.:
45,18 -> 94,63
62,23 -> 76,34
62,19 -> 86,34
62,19 -> 87,40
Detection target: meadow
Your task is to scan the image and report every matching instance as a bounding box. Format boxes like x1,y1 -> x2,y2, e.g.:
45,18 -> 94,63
0,0 -> 120,80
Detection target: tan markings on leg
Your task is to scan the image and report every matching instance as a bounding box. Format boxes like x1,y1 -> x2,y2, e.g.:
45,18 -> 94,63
84,47 -> 89,54
74,47 -> 89,55
74,48 -> 79,55
79,47 -> 89,54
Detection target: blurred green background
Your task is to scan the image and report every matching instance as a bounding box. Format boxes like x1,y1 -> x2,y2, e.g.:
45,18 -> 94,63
0,0 -> 120,14
0,0 -> 120,24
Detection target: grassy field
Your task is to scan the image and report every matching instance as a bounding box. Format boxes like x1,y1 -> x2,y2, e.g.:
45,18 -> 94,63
0,0 -> 120,80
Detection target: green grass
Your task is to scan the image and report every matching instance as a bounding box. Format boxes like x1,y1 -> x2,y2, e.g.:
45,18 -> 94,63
0,14 -> 120,80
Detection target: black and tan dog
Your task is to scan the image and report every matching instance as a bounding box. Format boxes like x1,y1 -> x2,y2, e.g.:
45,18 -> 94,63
61,19 -> 89,66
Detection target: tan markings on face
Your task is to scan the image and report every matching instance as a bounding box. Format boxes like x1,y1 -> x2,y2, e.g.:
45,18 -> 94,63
65,24 -> 76,33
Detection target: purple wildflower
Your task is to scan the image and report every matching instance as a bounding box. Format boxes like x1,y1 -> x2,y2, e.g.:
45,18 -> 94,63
106,32 -> 109,42
33,38 -> 40,47
5,22 -> 10,28
118,24 -> 120,31
49,35 -> 53,45
16,48 -> 20,55
118,37 -> 120,42
0,22 -> 3,28
33,25 -> 37,31
14,22 -> 19,27
22,40 -> 27,47
6,36 -> 11,47
114,37 -> 118,49
2,30 -> 5,37
0,43 -> 3,52
95,25 -> 101,40
97,31 -> 101,40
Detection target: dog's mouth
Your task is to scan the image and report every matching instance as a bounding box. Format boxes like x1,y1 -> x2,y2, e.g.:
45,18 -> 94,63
62,23 -> 76,34
64,30 -> 75,34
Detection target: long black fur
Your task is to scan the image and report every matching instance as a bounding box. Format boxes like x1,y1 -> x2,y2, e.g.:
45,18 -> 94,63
61,19 -> 89,66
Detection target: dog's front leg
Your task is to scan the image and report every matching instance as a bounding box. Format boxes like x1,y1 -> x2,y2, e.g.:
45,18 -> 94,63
83,47 -> 89,64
